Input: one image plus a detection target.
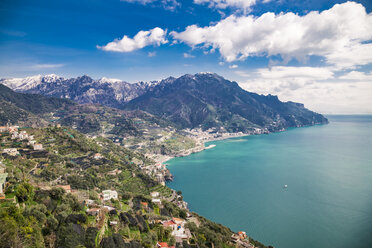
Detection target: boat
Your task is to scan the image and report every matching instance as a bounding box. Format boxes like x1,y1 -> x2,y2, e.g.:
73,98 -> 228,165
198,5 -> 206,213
283,184 -> 288,188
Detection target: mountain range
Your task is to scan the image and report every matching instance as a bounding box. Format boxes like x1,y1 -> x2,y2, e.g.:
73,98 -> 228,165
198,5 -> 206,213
0,73 -> 328,132
0,74 -> 160,108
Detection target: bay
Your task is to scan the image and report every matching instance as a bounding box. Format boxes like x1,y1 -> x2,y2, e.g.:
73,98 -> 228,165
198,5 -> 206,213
166,115 -> 372,248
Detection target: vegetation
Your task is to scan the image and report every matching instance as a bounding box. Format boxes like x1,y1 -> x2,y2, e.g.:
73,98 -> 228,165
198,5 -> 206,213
0,126 -> 271,248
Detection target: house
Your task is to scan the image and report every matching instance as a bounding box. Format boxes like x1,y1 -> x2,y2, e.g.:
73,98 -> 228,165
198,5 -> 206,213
33,143 -> 43,151
11,132 -> 18,139
172,217 -> 184,225
151,191 -> 160,198
0,126 -> 7,132
0,162 -> 5,173
162,220 -> 176,228
107,168 -> 121,176
86,208 -> 100,216
86,199 -> 95,206
57,185 -> 71,193
2,148 -> 19,156
0,173 -> 7,195
102,190 -> 118,201
152,198 -> 161,205
93,153 -> 103,160
238,231 -> 247,240
140,202 -> 149,210
170,218 -> 191,242
109,221 -> 118,226
8,126 -> 19,133
157,242 -> 169,248
103,205 -> 116,211
19,131 -> 29,140
231,234 -> 240,243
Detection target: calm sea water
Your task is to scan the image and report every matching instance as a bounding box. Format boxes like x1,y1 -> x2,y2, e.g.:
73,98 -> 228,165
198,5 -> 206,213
167,115 -> 372,248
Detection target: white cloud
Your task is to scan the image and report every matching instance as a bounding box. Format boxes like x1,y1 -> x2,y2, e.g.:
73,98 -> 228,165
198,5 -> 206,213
183,53 -> 195,58
237,66 -> 372,114
172,2 -> 372,69
229,64 -> 238,69
98,27 -> 167,53
148,51 -> 157,57
31,64 -> 64,69
194,0 -> 256,11
339,70 -> 372,81
255,66 -> 334,80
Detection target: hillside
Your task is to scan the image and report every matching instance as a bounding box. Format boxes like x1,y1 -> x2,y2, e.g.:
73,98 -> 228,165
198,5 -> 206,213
0,126 -> 270,248
124,73 -> 328,132
0,84 -> 75,126
0,85 -> 199,157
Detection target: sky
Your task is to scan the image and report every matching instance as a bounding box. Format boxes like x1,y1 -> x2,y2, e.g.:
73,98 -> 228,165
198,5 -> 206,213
0,0 -> 372,114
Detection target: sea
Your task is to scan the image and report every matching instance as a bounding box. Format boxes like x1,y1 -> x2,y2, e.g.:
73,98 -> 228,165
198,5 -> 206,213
166,115 -> 372,248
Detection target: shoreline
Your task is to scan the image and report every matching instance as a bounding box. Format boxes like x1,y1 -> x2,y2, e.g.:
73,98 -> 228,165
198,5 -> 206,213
157,132 -> 252,165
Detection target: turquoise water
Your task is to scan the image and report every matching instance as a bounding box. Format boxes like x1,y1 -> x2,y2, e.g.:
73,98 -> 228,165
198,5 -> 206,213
167,115 -> 372,248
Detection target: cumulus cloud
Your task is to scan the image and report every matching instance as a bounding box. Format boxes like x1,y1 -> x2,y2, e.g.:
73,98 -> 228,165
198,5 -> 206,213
98,27 -> 167,53
194,0 -> 256,11
229,64 -> 238,69
237,66 -> 372,114
172,2 -> 372,69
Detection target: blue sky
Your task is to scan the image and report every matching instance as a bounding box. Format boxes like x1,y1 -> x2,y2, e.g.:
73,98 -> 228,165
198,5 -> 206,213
0,0 -> 372,113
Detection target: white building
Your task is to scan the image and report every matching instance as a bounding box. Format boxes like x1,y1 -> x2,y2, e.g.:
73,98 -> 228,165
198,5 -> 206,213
0,162 -> 5,174
2,148 -> 19,156
151,191 -> 160,198
18,131 -> 29,140
152,198 -> 161,205
33,143 -> 43,150
0,173 -> 8,195
102,190 -> 118,201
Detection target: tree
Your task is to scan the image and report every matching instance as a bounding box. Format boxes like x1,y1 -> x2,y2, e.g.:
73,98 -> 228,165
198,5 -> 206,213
15,182 -> 34,202
0,216 -> 19,248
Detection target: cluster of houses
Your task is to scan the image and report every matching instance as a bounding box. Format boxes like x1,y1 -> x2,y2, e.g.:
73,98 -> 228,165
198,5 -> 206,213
151,191 -> 162,205
1,125 -> 43,157
162,217 -> 192,243
86,189 -> 118,215
231,231 -> 256,248
183,127 -> 270,144
141,162 -> 173,186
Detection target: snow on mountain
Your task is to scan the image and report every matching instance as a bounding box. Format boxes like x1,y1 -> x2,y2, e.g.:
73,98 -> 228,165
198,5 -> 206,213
0,74 -> 64,91
0,74 -> 179,109
97,77 -> 123,84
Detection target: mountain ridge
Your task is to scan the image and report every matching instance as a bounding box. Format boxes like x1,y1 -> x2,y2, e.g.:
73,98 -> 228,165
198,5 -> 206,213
1,72 -> 328,132
124,73 -> 328,132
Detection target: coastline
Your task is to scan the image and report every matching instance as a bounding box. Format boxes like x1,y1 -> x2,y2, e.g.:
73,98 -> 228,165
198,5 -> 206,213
156,132 -> 252,165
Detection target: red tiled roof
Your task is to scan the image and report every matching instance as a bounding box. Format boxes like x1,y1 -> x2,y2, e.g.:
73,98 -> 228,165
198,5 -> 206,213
157,242 -> 168,248
162,220 -> 176,227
